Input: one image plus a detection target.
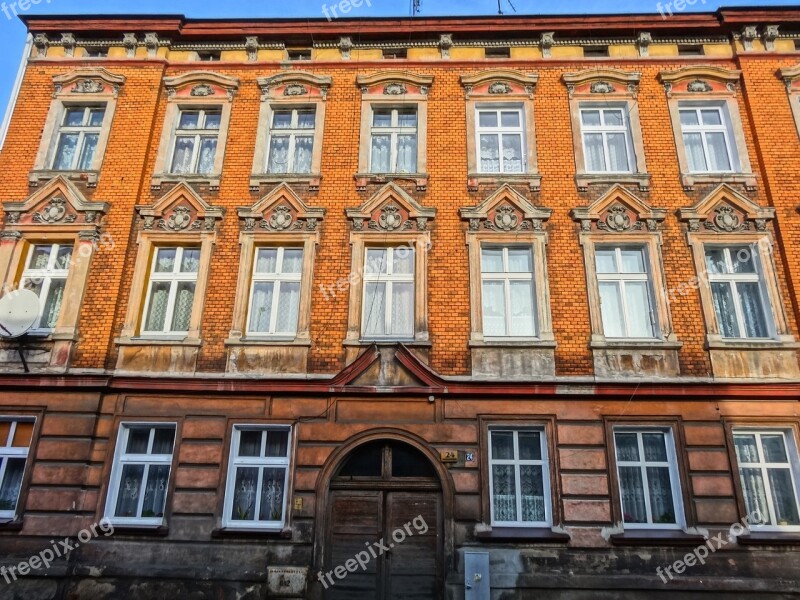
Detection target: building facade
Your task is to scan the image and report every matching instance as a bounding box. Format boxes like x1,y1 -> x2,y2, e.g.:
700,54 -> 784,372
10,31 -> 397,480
0,7 -> 799,599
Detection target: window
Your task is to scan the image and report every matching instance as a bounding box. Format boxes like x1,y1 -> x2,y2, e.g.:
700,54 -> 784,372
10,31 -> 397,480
141,247 -> 200,336
266,108 -> 316,174
580,107 -> 635,173
475,106 -> 525,174
489,429 -> 550,527
678,44 -> 704,56
362,246 -> 415,339
223,426 -> 291,529
51,106 -> 106,172
247,247 -> 303,337
84,47 -> 109,58
584,45 -> 609,58
596,247 -> 656,339
382,48 -> 407,59
20,243 -> 73,333
734,430 -> 800,529
481,246 -> 536,338
705,246 -> 772,339
679,105 -> 736,173
287,49 -> 311,61
106,424 -> 176,525
485,47 -> 511,59
197,51 -> 221,62
169,108 -> 222,175
0,419 -> 34,520
614,429 -> 683,528
370,108 -> 418,174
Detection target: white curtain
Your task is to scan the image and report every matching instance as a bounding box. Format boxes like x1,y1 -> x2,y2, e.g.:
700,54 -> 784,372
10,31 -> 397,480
706,132 -> 732,171
624,282 -> 654,338
711,282 -> 740,338
606,133 -> 629,172
391,282 -> 414,337
145,282 -> 170,332
737,282 -> 768,338
0,458 -> 25,512
363,283 -> 386,337
171,137 -> 195,174
141,465 -> 170,518
275,282 -> 300,334
683,133 -> 708,172
482,281 -> 506,337
509,281 -> 535,337
501,134 -> 523,173
293,136 -> 313,174
78,134 -> 99,170
480,134 -> 500,173
599,282 -> 625,338
259,467 -> 286,522
170,282 -> 195,332
267,136 -> 290,173
115,464 -> 145,518
197,138 -> 217,174
584,133 -> 606,172
371,135 -> 391,172
249,282 -> 274,333
396,135 -> 417,173
54,134 -> 79,170
492,464 -> 517,522
42,279 -> 66,329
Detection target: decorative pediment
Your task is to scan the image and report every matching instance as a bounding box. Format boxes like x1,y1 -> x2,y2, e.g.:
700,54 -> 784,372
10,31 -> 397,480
53,67 -> 126,98
258,71 -> 332,101
346,183 -> 436,232
163,71 -> 240,101
136,182 -> 224,233
237,183 -> 325,233
356,71 -> 434,96
460,69 -> 538,99
460,184 -> 551,233
780,64 -> 800,92
563,69 -> 641,98
677,184 -> 774,233
2,176 -> 109,231
571,184 -> 666,233
331,345 -> 445,391
659,66 -> 741,97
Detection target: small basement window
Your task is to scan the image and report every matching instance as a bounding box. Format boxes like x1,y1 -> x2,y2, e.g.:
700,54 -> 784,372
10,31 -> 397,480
84,47 -> 109,58
287,49 -> 311,61
383,48 -> 408,59
795,39 -> 800,52
583,45 -> 610,58
678,44 -> 705,56
197,51 -> 221,62
485,47 -> 511,59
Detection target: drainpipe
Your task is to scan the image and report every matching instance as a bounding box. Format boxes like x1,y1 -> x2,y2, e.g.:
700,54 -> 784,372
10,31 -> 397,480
0,33 -> 32,151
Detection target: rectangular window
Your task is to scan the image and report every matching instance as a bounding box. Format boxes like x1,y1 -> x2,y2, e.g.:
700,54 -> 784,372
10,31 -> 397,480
21,243 -> 73,332
489,429 -> 550,527
679,105 -> 736,173
247,247 -> 303,337
678,44 -> 705,56
141,247 -> 200,336
580,106 -> 635,173
287,49 -> 311,61
584,45 -> 609,58
266,108 -> 316,174
51,105 -> 106,171
223,426 -> 291,529
595,247 -> 656,339
614,429 -> 683,528
169,108 -> 222,175
382,48 -> 407,60
734,430 -> 800,529
197,51 -> 221,62
106,424 -> 176,525
485,47 -> 511,59
0,418 -> 34,520
481,246 -> 536,338
370,107 -> 418,174
476,106 -> 525,174
705,246 -> 772,339
362,246 -> 415,339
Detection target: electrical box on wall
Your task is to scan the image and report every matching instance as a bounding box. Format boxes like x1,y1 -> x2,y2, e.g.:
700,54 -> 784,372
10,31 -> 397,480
464,551 -> 490,600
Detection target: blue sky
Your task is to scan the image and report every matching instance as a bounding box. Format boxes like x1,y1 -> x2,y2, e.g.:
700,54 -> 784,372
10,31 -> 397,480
0,0 -> 797,120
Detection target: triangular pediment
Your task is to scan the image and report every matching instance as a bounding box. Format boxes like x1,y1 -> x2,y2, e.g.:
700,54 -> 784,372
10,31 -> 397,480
331,345 -> 445,391
572,184 -> 666,233
678,184 -> 774,233
346,182 -> 436,232
460,184 -> 551,232
3,176 -> 109,228
137,182 -> 224,232
238,183 -> 325,233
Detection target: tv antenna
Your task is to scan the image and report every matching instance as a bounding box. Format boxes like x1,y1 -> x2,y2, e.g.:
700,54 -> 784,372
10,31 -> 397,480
0,288 -> 41,373
411,0 -> 422,16
498,0 -> 517,15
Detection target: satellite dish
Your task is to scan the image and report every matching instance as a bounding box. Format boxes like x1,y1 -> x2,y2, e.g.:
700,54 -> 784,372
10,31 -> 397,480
0,289 -> 40,339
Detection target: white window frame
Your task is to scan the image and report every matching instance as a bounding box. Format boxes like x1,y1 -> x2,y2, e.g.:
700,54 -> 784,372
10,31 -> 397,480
222,425 -> 292,530
20,243 -> 73,334
488,428 -> 552,528
705,245 -> 775,340
361,246 -> 416,340
480,245 -> 538,339
105,423 -> 177,527
50,105 -> 106,172
168,108 -> 222,175
613,428 -> 684,530
595,246 -> 658,340
474,104 -> 527,175
368,106 -> 419,174
140,246 -> 200,337
265,107 -> 317,175
733,429 -> 800,532
579,105 -> 636,174
678,103 -> 738,174
0,418 -> 34,521
246,246 -> 304,338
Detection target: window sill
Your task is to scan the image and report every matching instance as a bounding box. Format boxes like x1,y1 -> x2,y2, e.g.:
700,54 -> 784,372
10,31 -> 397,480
151,174 -> 221,192
109,524 -> 169,537
225,337 -> 312,347
476,528 -> 570,543
345,339 -> 432,348
680,172 -> 757,192
469,339 -> 557,349
706,337 -> 800,351
250,173 -> 322,192
468,173 -> 542,193
116,336 -> 202,347
0,519 -> 24,532
29,169 -> 99,187
736,532 -> 800,546
354,172 -> 428,192
211,526 -> 292,540
575,172 -> 651,192
590,339 -> 683,351
610,530 -> 706,546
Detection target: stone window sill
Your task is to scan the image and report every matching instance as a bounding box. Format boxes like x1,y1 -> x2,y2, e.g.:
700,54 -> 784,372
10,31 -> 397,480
590,339 -> 683,351
469,339 -> 557,349
736,532 -> 800,546
29,169 -> 99,187
0,519 -> 24,532
211,526 -> 292,540
344,339 -> 432,349
610,530 -> 706,546
575,172 -> 651,192
354,173 -> 428,192
225,337 -> 312,347
468,173 -> 542,193
680,172 -> 757,192
151,174 -> 221,192
110,524 -> 169,537
250,173 -> 322,192
706,338 -> 800,351
116,337 -> 203,347
476,527 -> 570,543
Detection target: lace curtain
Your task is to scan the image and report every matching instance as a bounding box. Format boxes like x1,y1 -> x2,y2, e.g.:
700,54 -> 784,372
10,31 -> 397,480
0,458 -> 25,511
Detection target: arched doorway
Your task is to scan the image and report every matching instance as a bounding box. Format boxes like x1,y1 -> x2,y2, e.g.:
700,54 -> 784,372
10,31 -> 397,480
323,439 -> 443,600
